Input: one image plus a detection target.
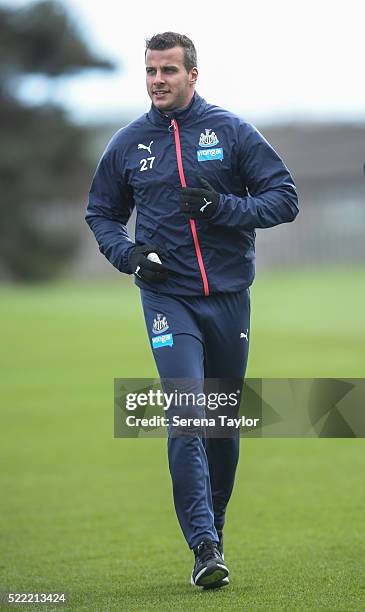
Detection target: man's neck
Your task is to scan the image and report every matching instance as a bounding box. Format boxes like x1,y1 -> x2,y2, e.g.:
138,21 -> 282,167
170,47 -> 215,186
161,92 -> 195,117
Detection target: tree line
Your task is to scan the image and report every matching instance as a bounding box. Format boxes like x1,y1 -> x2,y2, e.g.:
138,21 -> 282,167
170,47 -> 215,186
0,0 -> 114,280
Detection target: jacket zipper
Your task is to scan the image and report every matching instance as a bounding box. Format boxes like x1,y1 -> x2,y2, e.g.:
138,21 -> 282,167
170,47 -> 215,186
170,118 -> 210,297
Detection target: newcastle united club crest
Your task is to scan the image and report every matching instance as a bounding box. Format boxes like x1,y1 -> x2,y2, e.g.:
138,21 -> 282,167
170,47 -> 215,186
199,129 -> 219,148
152,313 -> 169,334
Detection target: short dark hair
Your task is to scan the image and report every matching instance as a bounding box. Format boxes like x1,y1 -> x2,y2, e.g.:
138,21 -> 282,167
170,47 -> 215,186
145,32 -> 197,72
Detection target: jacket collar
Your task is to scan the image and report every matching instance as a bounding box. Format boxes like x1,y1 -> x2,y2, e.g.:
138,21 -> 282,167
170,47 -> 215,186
147,92 -> 207,128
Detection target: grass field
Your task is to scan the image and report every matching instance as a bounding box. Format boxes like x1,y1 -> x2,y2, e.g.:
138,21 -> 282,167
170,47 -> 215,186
1,267 -> 365,611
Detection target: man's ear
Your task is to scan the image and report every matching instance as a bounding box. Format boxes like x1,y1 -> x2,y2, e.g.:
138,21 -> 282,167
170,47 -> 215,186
189,67 -> 198,84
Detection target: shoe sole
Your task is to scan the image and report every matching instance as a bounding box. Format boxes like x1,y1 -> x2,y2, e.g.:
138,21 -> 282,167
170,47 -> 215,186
191,563 -> 229,588
203,576 -> 229,590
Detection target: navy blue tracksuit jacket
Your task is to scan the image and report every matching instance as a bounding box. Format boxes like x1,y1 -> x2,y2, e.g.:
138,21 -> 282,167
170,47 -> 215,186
86,92 -> 298,296
85,92 -> 299,549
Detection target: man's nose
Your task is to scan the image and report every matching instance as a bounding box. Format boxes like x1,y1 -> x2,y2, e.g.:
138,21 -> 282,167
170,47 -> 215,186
153,69 -> 165,84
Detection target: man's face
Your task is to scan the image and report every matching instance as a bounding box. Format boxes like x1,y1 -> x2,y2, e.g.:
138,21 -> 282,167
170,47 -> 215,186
145,46 -> 198,113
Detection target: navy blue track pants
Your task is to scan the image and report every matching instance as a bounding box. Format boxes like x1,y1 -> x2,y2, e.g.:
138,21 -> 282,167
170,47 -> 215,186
140,288 -> 250,549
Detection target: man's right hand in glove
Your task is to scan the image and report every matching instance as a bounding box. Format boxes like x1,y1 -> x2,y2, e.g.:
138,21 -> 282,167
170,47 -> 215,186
128,245 -> 168,283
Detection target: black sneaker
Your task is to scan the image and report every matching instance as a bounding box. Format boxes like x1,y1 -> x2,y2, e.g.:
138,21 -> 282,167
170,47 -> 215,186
191,538 -> 229,588
205,530 -> 229,589
217,529 -> 224,559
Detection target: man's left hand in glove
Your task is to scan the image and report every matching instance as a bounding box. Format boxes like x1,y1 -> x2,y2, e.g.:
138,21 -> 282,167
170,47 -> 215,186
179,176 -> 219,220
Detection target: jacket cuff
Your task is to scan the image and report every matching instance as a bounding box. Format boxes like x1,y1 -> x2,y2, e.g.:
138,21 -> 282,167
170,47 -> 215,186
208,194 -> 225,224
123,244 -> 136,274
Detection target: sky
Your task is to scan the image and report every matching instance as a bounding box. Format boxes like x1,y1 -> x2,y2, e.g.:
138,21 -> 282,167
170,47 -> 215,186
9,0 -> 365,124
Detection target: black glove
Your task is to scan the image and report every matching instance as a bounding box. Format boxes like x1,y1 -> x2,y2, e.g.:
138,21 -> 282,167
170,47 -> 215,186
129,245 -> 168,283
180,176 -> 219,220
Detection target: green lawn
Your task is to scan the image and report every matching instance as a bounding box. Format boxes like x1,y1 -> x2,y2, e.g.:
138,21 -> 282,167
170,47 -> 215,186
1,268 -> 365,611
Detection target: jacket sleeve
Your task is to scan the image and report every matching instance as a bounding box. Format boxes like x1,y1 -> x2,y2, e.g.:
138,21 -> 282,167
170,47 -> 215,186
85,144 -> 135,274
209,122 -> 299,230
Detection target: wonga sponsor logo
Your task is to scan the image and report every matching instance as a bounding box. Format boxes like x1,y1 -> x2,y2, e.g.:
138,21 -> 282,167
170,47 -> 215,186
197,148 -> 224,162
152,333 -> 174,349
